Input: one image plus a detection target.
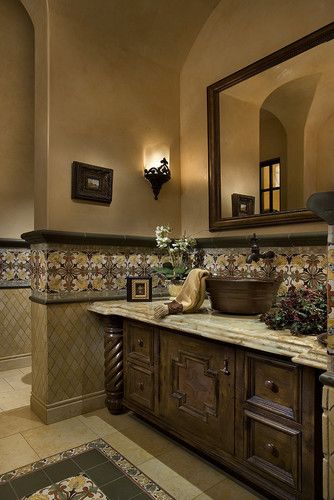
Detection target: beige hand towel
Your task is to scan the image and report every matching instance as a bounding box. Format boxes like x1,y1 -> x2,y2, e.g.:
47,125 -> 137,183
154,268 -> 210,319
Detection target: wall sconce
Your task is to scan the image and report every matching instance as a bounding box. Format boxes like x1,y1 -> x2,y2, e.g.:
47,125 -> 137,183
144,158 -> 171,200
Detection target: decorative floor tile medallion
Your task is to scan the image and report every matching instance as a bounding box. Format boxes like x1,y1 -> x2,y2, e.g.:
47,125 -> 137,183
26,473 -> 107,499
0,439 -> 174,500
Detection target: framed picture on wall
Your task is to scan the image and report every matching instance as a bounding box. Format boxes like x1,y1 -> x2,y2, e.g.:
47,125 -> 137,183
127,277 -> 152,302
71,161 -> 113,204
231,193 -> 255,217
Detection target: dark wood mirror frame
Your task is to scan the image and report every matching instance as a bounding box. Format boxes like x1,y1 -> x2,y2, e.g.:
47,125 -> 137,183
207,22 -> 334,231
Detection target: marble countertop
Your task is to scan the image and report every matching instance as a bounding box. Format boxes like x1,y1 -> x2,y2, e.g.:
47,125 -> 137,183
88,299 -> 327,370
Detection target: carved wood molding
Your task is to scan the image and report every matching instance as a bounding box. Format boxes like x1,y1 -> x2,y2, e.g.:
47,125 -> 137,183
103,315 -> 125,414
171,350 -> 219,422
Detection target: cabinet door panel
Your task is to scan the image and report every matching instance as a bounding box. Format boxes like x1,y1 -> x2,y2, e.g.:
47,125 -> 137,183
244,352 -> 301,421
125,363 -> 155,411
243,410 -> 301,491
159,330 -> 235,455
125,321 -> 154,366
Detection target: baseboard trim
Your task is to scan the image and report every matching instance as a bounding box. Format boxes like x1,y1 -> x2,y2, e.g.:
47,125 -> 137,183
31,390 -> 106,424
0,354 -> 31,371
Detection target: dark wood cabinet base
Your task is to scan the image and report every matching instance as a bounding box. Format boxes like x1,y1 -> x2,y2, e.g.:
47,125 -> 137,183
118,319 -> 322,499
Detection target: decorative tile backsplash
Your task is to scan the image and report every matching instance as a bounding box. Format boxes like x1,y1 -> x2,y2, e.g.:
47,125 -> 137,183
30,244 -> 168,302
27,242 -> 328,303
0,248 -> 30,288
202,246 -> 327,294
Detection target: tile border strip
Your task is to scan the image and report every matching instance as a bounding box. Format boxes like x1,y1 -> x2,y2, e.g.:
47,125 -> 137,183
21,229 -> 327,248
0,438 -> 175,500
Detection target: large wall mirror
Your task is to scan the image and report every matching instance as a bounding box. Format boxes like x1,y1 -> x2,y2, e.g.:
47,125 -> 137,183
207,23 -> 334,230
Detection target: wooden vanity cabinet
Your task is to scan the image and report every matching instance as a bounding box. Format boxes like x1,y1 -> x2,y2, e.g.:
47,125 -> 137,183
123,319 -> 322,500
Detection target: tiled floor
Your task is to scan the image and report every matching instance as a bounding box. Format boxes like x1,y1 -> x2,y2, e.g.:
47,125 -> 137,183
0,367 -> 262,499
0,367 -> 31,412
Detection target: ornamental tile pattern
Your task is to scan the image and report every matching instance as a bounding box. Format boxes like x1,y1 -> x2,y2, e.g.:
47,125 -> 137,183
28,244 -> 328,301
0,439 -> 174,500
0,248 -> 30,287
201,246 -> 327,295
0,288 -> 31,360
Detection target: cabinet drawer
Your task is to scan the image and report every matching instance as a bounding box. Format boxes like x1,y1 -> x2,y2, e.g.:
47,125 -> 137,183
125,321 -> 154,365
245,352 -> 301,421
125,364 -> 155,411
244,411 -> 301,490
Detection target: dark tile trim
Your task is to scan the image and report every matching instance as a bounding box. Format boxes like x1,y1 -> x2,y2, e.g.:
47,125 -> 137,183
0,283 -> 30,290
21,229 -> 327,249
0,238 -> 30,248
21,230 -> 156,247
197,231 -> 327,248
320,371 -> 334,388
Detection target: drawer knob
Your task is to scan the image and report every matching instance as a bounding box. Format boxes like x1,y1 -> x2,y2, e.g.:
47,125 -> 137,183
137,338 -> 144,347
264,379 -> 278,393
266,442 -> 279,457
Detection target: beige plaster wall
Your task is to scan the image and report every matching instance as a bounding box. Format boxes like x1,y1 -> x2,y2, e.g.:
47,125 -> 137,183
180,0 -> 333,237
316,112 -> 334,192
220,94 -> 259,217
0,0 -> 34,239
46,0 -> 181,236
260,110 -> 287,210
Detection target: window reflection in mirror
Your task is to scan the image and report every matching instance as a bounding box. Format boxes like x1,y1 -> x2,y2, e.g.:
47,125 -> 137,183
219,37 -> 334,219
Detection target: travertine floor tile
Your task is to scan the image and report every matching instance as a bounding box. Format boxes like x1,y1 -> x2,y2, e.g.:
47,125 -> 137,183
139,458 -> 203,499
19,367 -> 32,375
80,408 -> 140,433
0,368 -> 23,379
0,407 -> 43,439
3,372 -> 32,391
78,414 -> 119,437
156,445 -> 226,491
195,477 -> 262,499
0,378 -> 14,394
0,388 -> 30,411
22,417 -> 99,457
117,418 -> 176,456
0,433 -> 38,474
103,431 -> 153,465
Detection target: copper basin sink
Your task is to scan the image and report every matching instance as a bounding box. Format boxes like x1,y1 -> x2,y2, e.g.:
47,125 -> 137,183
206,277 -> 280,315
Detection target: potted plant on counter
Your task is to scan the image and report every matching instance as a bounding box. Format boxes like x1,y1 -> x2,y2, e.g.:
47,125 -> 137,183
153,225 -> 196,296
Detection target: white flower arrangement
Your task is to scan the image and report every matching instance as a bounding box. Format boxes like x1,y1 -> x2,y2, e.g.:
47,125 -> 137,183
153,225 -> 196,281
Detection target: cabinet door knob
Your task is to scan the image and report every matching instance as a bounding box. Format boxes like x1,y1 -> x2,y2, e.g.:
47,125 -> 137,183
266,442 -> 279,457
264,379 -> 278,393
222,359 -> 230,375
137,338 -> 144,347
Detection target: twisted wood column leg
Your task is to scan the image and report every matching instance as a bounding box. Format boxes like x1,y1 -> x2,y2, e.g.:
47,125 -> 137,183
103,315 -> 125,414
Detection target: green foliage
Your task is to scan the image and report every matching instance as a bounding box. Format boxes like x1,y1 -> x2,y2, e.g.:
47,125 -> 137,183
152,262 -> 190,280
260,285 -> 327,335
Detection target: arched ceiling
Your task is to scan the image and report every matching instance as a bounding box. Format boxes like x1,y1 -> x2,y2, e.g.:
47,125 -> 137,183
48,0 -> 220,71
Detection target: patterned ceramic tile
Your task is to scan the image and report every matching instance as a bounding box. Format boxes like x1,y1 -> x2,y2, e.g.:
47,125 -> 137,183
29,243 -> 328,302
201,247 -> 327,294
0,288 -> 31,360
30,244 -> 167,301
0,439 -> 174,500
0,248 -> 30,287
31,302 -> 104,405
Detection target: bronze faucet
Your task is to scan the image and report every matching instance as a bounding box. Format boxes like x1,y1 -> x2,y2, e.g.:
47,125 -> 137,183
246,233 -> 275,264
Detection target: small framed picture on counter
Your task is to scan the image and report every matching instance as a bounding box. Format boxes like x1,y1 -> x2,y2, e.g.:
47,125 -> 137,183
127,277 -> 152,302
